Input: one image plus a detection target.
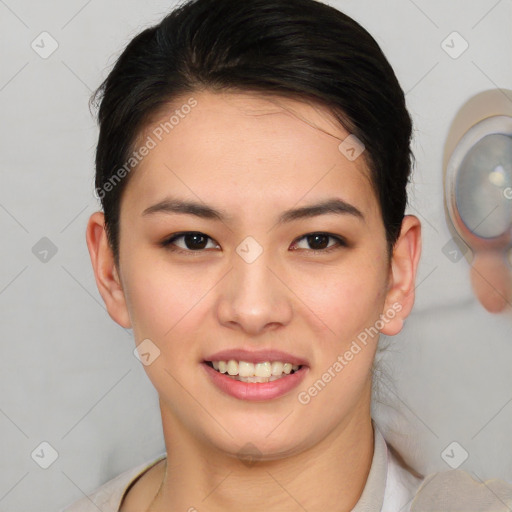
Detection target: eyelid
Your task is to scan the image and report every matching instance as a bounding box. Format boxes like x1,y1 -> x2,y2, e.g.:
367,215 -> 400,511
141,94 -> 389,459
291,233 -> 347,253
161,231 -> 220,252
160,231 -> 348,254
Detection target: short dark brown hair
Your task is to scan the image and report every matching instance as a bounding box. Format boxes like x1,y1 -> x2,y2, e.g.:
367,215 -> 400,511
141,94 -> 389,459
91,0 -> 414,266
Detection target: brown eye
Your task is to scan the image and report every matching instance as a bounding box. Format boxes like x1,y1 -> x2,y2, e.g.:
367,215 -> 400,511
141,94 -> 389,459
291,232 -> 347,253
161,232 -> 218,253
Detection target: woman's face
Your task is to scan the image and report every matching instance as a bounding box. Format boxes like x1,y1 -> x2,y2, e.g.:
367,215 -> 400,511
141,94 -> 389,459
110,90 -> 399,458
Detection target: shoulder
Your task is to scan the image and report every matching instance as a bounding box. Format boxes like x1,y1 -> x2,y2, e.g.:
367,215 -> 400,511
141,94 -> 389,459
59,454 -> 166,512
410,468 -> 512,511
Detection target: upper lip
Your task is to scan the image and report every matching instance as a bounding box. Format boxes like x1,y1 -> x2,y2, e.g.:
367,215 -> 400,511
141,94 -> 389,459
204,348 -> 309,366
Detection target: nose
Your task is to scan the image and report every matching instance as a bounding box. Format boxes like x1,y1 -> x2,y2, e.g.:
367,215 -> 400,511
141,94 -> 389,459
215,244 -> 294,336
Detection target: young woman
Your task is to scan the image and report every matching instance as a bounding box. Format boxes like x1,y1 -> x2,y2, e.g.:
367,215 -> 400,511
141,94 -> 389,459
62,0 -> 512,510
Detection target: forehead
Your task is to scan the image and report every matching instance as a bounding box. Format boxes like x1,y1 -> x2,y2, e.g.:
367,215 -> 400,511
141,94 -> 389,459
122,90 -> 378,222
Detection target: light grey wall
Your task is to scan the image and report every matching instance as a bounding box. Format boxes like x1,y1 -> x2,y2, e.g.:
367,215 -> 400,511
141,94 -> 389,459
0,1 -> 511,511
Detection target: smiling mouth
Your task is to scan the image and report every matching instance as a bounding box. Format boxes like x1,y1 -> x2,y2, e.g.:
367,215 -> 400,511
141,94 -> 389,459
204,360 -> 303,383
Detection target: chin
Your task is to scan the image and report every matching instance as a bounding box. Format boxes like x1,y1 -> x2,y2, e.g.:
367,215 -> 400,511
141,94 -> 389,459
203,420 -> 314,462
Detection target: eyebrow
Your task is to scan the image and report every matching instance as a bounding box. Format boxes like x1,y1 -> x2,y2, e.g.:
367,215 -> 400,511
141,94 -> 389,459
142,196 -> 365,224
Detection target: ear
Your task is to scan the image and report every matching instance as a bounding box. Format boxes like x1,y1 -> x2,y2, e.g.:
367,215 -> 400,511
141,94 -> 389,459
85,211 -> 132,329
380,215 -> 422,336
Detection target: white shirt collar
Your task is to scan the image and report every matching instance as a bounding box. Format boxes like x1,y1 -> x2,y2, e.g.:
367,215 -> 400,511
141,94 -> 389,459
352,419 -> 424,512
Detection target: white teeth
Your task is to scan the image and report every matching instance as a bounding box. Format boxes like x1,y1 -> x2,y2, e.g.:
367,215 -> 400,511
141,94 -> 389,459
255,362 -> 272,377
209,359 -> 301,378
271,361 -> 283,375
238,361 -> 254,377
227,360 -> 238,375
226,375 -> 282,383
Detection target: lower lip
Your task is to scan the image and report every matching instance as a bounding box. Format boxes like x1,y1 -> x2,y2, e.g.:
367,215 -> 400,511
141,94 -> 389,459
201,362 -> 309,401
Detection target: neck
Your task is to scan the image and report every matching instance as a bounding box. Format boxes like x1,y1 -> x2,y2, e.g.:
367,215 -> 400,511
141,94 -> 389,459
152,402 -> 374,512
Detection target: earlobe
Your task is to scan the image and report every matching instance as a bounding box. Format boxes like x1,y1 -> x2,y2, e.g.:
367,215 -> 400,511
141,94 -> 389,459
380,215 -> 422,336
85,212 -> 132,329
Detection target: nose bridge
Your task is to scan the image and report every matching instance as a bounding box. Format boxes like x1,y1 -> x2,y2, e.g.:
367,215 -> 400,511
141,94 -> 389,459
216,238 -> 293,333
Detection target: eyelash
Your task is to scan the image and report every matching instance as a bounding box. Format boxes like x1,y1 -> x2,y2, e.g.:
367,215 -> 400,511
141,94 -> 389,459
160,231 -> 347,255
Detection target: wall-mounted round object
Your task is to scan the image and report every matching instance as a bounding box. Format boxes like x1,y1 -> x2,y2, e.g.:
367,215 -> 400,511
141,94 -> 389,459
445,115 -> 512,313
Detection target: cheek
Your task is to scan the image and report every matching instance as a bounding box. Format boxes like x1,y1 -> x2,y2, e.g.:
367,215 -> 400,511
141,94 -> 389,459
293,263 -> 386,415
121,256 -> 208,341
293,259 -> 387,346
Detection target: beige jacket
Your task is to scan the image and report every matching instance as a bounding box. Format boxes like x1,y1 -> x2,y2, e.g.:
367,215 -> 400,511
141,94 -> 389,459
60,420 -> 512,511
